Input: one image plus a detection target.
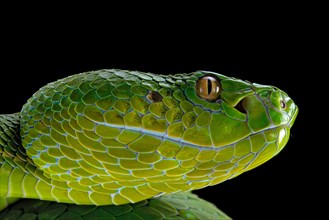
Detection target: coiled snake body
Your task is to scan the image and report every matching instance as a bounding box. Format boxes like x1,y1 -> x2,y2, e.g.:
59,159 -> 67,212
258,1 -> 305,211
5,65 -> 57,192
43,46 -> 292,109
0,70 -> 298,219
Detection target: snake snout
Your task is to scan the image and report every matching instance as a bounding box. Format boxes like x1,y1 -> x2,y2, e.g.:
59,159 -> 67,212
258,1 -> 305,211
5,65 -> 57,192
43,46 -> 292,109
288,105 -> 298,128
267,89 -> 298,129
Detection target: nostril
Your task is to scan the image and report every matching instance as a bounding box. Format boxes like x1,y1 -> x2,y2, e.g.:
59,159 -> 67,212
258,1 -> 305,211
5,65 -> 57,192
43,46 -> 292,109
234,99 -> 247,114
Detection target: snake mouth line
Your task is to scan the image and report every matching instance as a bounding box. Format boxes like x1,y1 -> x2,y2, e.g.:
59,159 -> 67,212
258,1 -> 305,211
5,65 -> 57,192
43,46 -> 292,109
93,121 -> 284,151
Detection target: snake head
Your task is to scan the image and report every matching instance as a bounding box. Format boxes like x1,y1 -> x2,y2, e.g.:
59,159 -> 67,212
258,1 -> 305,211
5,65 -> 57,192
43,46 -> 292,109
19,69 -> 298,205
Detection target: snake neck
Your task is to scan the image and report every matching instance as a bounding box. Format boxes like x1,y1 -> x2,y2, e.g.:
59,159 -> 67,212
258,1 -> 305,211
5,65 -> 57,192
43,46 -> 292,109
0,114 -> 21,210
0,113 -> 49,211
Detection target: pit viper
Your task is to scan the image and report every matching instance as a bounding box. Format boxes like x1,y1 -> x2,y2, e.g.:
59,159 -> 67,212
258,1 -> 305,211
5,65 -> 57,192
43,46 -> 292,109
0,69 -> 298,219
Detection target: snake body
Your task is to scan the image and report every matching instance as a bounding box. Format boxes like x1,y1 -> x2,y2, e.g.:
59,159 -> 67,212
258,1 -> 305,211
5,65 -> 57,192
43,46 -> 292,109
0,69 -> 298,219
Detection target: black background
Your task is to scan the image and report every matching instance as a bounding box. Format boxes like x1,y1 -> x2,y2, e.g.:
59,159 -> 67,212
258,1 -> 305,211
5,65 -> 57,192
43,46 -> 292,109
1,29 -> 314,219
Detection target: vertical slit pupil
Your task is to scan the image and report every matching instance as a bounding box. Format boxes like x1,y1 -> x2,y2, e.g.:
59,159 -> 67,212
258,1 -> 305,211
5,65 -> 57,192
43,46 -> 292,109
207,79 -> 212,95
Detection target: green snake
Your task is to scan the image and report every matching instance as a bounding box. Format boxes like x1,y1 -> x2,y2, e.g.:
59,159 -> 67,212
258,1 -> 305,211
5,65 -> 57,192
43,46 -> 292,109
0,69 -> 298,219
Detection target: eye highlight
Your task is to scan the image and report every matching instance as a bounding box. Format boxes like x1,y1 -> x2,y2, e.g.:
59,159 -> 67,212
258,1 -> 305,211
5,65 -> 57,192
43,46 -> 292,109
196,76 -> 221,101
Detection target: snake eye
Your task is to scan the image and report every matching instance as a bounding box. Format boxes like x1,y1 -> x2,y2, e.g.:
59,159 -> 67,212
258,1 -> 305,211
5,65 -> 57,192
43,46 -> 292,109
280,100 -> 286,109
196,76 -> 221,101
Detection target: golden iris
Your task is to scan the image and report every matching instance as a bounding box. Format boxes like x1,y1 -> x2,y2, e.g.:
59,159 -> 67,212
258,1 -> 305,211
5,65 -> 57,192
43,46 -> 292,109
196,76 -> 221,101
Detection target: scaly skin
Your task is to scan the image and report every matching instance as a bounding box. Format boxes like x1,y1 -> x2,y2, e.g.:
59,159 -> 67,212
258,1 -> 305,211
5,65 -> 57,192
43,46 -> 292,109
0,69 -> 298,219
